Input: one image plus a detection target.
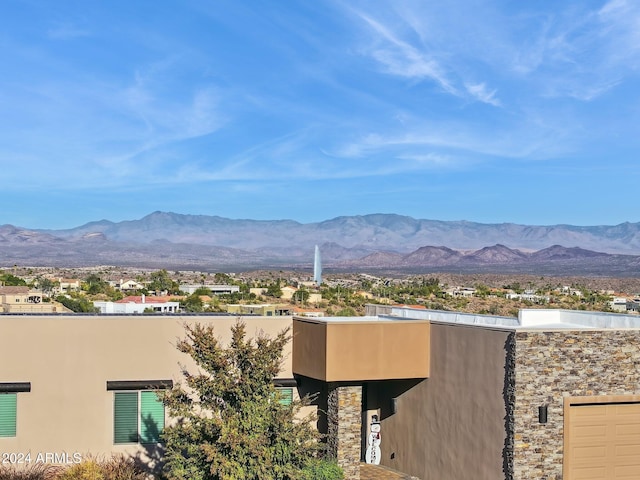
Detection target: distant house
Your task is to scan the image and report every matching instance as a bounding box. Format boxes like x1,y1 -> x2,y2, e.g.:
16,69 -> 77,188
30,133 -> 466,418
179,284 -> 240,295
114,279 -> 144,292
626,299 -> 640,313
225,304 -> 293,316
0,286 -> 62,313
307,293 -> 322,305
560,286 -> 583,296
610,296 -> 630,312
443,286 -> 476,298
94,295 -> 180,314
506,292 -> 549,304
54,278 -> 81,295
280,286 -> 298,300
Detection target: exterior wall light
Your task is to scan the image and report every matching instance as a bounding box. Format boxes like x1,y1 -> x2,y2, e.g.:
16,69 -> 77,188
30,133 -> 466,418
538,405 -> 548,424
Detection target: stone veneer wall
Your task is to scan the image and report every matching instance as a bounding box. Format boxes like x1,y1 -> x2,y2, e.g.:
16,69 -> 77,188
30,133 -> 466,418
327,384 -> 362,480
513,330 -> 640,479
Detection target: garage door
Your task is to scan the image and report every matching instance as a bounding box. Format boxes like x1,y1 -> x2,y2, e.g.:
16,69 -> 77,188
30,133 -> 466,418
566,402 -> 640,479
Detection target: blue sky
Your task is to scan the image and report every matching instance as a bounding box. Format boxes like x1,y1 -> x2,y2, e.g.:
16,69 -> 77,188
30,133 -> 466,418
2,0 -> 639,229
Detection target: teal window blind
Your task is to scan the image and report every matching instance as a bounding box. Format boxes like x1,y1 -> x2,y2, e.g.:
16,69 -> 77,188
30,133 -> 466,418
114,392 -> 138,444
276,387 -> 293,406
0,393 -> 17,437
140,391 -> 164,444
114,391 -> 165,444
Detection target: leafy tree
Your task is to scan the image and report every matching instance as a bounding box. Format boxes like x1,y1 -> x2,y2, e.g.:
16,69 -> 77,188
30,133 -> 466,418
162,322 -> 320,480
83,274 -> 109,295
148,269 -> 180,294
0,271 -> 27,286
475,283 -> 491,298
182,294 -> 205,313
265,280 -> 283,298
37,277 -> 56,294
219,292 -> 257,303
214,272 -> 232,284
56,295 -> 98,313
293,288 -> 310,304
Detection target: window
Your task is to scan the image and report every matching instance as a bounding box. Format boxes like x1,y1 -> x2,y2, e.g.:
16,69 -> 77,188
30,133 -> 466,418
276,387 -> 293,406
0,394 -> 17,437
107,380 -> 172,445
0,382 -> 30,438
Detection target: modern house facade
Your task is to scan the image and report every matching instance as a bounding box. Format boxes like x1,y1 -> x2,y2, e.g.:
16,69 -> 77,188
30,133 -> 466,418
3,308 -> 640,479
352,306 -> 640,480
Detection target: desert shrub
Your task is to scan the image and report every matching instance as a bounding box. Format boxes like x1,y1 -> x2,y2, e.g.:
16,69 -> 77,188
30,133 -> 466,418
302,459 -> 344,480
98,457 -> 146,480
56,460 -> 104,480
0,464 -> 59,480
55,457 -> 146,480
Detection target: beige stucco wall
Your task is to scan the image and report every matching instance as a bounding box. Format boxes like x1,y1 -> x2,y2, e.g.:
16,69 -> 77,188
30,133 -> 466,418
369,323 -> 511,480
0,314 -> 294,462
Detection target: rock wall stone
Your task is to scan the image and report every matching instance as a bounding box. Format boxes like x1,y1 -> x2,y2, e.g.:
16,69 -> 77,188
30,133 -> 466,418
513,330 -> 640,479
327,383 -> 362,480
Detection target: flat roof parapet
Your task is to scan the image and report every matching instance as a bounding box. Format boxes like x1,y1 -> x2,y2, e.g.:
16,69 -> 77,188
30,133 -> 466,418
387,306 -> 520,328
518,309 -> 640,330
364,305 -> 640,331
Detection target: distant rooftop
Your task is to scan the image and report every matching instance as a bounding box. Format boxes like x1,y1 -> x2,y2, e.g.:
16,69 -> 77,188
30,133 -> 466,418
115,295 -> 177,304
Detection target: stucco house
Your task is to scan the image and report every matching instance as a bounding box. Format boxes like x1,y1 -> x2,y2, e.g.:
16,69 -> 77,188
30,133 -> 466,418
0,286 -> 62,313
93,295 -> 180,313
53,278 -> 81,295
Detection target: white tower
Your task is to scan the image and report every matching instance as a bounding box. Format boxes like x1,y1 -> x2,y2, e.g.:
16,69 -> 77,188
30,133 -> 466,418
313,245 -> 322,285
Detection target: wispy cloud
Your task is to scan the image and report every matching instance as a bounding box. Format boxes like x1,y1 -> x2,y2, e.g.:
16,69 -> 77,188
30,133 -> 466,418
0,51 -> 227,191
329,111 -> 577,167
346,6 -> 503,107
465,83 -> 500,106
353,10 -> 456,95
509,0 -> 640,101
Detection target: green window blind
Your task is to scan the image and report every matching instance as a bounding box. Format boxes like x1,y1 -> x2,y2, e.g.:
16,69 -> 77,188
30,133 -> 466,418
0,393 -> 17,437
114,392 -> 138,444
140,391 -> 164,444
276,387 -> 293,406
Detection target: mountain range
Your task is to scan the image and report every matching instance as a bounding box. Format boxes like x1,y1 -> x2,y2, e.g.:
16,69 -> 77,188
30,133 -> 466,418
2,211 -> 640,275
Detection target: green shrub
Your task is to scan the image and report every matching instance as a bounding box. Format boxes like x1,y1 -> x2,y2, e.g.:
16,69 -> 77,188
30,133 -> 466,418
302,459 -> 344,480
